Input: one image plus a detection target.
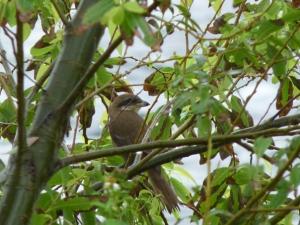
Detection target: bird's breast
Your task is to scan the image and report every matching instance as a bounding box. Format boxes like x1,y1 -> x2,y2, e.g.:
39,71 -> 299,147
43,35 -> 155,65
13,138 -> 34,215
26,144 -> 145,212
108,111 -> 145,146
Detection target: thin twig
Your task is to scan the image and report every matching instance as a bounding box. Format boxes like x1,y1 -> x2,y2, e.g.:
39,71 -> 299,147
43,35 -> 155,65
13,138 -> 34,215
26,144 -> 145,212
50,0 -> 69,26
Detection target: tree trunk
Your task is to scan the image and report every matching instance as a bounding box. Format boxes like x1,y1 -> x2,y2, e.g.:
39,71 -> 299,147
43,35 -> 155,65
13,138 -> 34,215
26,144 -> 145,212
0,0 -> 104,224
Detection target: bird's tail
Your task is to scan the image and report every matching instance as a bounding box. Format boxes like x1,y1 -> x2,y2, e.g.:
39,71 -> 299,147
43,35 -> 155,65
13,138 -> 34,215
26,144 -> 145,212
148,166 -> 179,213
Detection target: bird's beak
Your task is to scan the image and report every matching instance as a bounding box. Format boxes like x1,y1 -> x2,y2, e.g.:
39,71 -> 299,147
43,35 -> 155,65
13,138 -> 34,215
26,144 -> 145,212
138,100 -> 150,107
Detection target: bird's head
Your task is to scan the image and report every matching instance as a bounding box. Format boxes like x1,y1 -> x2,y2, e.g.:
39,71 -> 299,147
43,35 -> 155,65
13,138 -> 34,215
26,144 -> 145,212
109,94 -> 150,112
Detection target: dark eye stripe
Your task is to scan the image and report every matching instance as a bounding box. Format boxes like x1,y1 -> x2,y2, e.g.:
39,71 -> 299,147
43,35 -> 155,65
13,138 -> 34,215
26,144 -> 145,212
117,98 -> 134,107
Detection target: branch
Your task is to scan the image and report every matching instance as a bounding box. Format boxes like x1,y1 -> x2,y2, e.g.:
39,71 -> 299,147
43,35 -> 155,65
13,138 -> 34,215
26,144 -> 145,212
50,0 -> 69,26
15,10 -> 26,153
58,126 -> 300,170
250,206 -> 300,213
235,112 -> 300,134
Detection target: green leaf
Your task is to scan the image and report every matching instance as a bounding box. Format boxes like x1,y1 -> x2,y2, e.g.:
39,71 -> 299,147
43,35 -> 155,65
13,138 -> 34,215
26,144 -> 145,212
210,0 -> 223,13
104,57 -> 126,67
256,0 -> 271,13
106,155 -> 124,166
175,4 -> 191,18
83,0 -> 115,24
254,137 -> 272,157
23,23 -> 31,41
233,0 -> 243,7
95,66 -> 113,86
267,44 -> 287,78
111,6 -> 125,25
276,78 -> 293,117
121,12 -> 157,47
134,15 -> 156,46
192,85 -> 211,114
151,115 -> 172,140
30,45 -> 55,57
290,136 -> 300,150
35,61 -> 51,81
282,7 -> 300,22
233,165 -> 257,185
48,167 -> 73,186
30,214 -> 51,225
230,95 -> 253,127
211,168 -> 231,187
36,191 -> 58,210
144,67 -> 173,95
81,211 -> 96,225
254,20 -> 284,40
230,185 -> 241,212
181,0 -> 193,7
50,197 -> 96,211
170,177 -> 191,203
63,209 -> 76,224
16,0 -> 36,12
290,163 -> 300,186
0,99 -> 16,122
268,182 -> 288,208
123,1 -> 145,14
101,5 -> 124,25
102,219 -> 129,225
197,116 -> 211,137
4,2 -> 16,26
281,79 -> 291,104
289,31 -> 300,49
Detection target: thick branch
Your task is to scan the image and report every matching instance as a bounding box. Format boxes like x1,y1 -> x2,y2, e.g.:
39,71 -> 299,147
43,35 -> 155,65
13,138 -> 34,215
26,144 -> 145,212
59,126 -> 300,170
129,145 -> 208,177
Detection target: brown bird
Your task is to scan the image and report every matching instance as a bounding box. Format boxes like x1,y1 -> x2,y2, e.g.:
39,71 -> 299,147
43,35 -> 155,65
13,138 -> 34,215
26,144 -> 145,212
108,93 -> 179,213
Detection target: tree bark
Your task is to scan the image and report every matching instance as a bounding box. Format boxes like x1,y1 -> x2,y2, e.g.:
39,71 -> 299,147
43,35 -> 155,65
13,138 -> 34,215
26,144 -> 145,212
0,0 -> 104,224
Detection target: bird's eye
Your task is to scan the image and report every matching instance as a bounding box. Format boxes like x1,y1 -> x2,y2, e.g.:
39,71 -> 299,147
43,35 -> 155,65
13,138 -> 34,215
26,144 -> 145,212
118,98 -> 133,107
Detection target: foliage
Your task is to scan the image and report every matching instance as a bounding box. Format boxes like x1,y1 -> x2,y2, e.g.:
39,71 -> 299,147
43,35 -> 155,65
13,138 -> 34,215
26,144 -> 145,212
0,0 -> 300,224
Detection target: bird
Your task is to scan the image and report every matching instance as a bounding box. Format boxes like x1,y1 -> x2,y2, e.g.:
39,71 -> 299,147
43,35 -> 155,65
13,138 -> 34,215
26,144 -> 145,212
108,93 -> 179,213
